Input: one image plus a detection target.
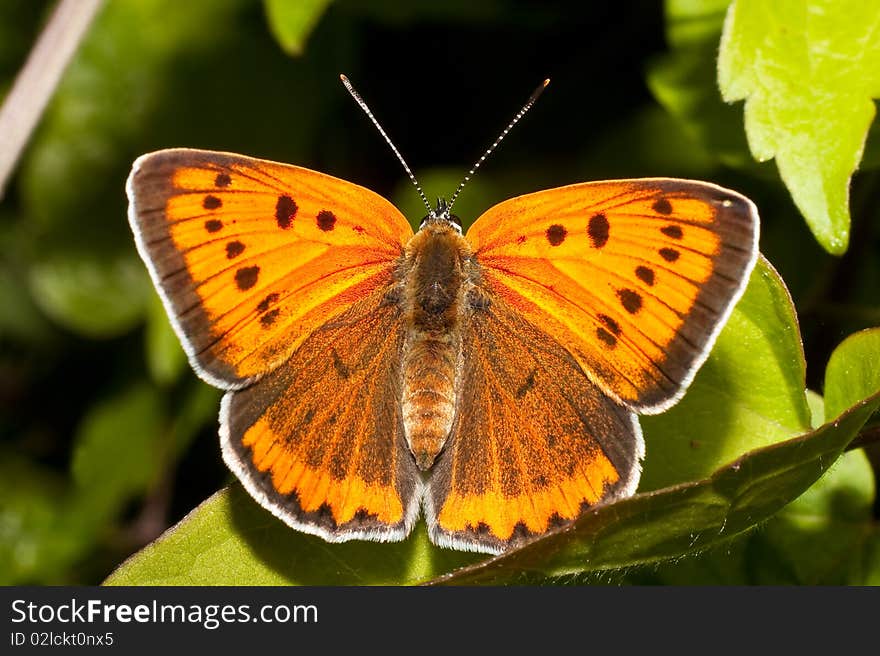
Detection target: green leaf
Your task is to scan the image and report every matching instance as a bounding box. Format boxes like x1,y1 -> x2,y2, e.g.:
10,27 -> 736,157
104,485 -> 482,585
640,256 -> 810,490
625,328 -> 880,585
640,447 -> 875,585
431,389 -> 879,585
71,383 -> 166,521
28,249 -> 152,338
263,0 -> 332,55
718,0 -> 880,254
823,328 -> 880,420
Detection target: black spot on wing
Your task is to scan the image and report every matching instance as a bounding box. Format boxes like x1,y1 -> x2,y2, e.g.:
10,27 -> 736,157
659,247 -> 680,262
257,292 -> 279,313
260,308 -> 280,328
276,195 -> 297,229
225,240 -> 245,259
596,327 -> 617,347
597,313 -> 621,335
235,266 -> 260,291
661,225 -> 683,239
635,266 -> 655,286
588,213 -> 609,248
515,370 -> 537,398
316,210 -> 337,231
546,224 -> 567,246
653,198 -> 672,215
617,288 -> 642,314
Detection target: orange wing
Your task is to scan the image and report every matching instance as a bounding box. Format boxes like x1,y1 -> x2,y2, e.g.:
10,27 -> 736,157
221,288 -> 421,543
126,148 -> 413,388
426,296 -> 642,554
465,178 -> 759,413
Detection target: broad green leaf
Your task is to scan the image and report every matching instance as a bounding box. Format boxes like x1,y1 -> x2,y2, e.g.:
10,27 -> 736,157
718,0 -> 880,254
805,388 -> 824,428
640,256 -> 810,490
263,0 -> 332,55
823,328 -> 880,421
101,266 -> 876,586
626,329 -> 880,585
28,249 -> 151,338
104,485 -> 481,585
71,383 -> 165,521
623,446 -> 874,585
431,390 -> 879,585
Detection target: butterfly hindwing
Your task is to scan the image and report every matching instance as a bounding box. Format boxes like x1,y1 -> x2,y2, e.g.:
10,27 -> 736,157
127,148 -> 414,388
465,178 -> 759,413
221,288 -> 421,543
425,295 -> 643,554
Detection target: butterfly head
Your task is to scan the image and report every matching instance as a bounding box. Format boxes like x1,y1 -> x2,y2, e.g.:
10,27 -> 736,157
420,197 -> 462,234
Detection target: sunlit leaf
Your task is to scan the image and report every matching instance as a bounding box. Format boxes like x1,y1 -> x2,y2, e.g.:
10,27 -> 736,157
718,0 -> 880,254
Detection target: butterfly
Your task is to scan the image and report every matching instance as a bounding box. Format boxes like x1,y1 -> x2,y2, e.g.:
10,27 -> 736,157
126,79 -> 759,555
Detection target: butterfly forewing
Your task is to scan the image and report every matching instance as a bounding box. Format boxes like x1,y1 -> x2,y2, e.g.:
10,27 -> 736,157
127,148 -> 413,388
465,178 -> 759,413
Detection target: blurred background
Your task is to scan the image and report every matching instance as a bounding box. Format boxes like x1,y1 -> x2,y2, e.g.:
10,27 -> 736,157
1,0 -> 878,584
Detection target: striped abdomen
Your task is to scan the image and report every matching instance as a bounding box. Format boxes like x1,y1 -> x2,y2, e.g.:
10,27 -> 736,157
402,331 -> 459,469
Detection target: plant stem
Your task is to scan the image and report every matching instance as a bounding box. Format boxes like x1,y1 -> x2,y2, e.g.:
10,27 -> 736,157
0,0 -> 104,199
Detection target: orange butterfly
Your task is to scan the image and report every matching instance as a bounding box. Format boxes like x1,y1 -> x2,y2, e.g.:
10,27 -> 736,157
126,78 -> 758,554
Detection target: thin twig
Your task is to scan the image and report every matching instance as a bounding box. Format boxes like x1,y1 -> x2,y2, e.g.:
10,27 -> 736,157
0,0 -> 104,199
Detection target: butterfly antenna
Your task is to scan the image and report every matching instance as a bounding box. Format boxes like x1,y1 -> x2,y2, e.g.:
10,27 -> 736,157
447,78 -> 550,213
340,74 -> 433,215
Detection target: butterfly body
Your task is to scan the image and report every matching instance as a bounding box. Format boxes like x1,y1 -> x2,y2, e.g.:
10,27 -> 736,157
127,148 -> 759,554
398,216 -> 476,469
